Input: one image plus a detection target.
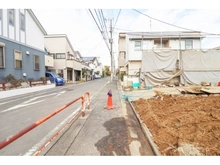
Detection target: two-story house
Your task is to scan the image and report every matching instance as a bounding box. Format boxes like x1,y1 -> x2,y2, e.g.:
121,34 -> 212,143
0,9 -> 47,81
118,31 -> 203,76
44,34 -> 82,82
82,57 -> 103,78
118,31 -> 213,86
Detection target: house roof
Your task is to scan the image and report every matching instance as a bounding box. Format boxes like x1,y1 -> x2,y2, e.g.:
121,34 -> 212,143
82,57 -> 96,61
74,51 -> 82,58
121,31 -> 205,40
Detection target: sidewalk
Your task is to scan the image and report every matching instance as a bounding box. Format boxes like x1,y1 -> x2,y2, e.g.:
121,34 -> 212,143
0,84 -> 56,100
40,80 -> 155,156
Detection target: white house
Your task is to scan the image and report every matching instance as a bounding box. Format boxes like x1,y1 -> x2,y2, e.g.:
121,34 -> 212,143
118,31 -> 220,86
118,31 -> 204,77
44,34 -> 82,82
82,57 -> 103,77
0,9 -> 47,81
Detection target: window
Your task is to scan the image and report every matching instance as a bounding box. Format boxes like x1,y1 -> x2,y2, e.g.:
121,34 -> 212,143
0,46 -> 5,68
119,51 -> 126,59
14,51 -> 22,69
0,9 -> 2,20
185,40 -> 193,49
20,12 -> 25,31
9,9 -> 15,26
58,69 -> 63,78
154,39 -> 169,48
34,55 -> 40,70
134,41 -> 141,50
56,53 -> 65,59
48,53 -> 55,58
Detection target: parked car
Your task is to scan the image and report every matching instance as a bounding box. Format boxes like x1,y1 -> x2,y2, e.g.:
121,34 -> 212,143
94,74 -> 101,79
45,72 -> 65,86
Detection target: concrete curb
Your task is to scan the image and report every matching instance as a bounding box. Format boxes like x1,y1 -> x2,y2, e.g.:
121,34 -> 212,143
0,84 -> 56,100
128,99 -> 162,156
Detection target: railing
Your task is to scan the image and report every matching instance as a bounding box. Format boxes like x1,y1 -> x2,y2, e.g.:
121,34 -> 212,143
29,80 -> 46,87
0,81 -> 6,91
0,92 -> 90,154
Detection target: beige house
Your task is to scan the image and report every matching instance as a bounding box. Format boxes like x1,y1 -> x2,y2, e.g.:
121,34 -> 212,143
44,34 -> 82,82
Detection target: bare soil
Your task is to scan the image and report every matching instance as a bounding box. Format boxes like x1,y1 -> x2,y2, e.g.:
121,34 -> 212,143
132,92 -> 220,156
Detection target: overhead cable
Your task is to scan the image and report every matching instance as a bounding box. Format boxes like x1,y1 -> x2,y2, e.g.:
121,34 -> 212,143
132,9 -> 220,36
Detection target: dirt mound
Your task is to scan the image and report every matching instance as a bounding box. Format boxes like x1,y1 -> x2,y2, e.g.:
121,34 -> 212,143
132,94 -> 220,156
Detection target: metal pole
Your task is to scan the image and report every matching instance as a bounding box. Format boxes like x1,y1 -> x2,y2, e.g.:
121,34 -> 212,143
110,19 -> 113,82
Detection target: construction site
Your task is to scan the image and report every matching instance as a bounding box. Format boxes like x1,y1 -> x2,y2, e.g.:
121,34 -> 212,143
125,85 -> 220,156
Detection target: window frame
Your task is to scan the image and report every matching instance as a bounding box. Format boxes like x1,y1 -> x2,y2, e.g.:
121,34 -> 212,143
9,9 -> 15,26
0,45 -> 5,68
14,50 -> 22,69
56,53 -> 66,59
134,41 -> 141,51
34,55 -> 40,71
185,39 -> 193,49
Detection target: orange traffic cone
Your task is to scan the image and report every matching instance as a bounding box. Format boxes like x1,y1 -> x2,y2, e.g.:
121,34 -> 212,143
104,90 -> 115,110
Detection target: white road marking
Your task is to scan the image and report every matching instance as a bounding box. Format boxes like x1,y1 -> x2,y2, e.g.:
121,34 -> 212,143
0,100 -> 45,113
0,92 -> 66,113
23,82 -> 108,156
54,91 -> 66,98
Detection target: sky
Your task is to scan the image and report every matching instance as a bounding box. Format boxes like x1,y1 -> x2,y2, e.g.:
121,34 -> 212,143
2,0 -> 220,69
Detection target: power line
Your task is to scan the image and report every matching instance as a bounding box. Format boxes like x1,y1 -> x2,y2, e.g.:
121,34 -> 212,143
88,9 -> 103,34
101,9 -> 110,41
132,9 -> 199,32
88,9 -> 111,53
84,39 -> 103,56
132,9 -> 220,36
114,9 -> 121,28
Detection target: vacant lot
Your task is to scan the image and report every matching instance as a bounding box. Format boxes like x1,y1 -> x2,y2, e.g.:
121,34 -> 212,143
132,92 -> 220,156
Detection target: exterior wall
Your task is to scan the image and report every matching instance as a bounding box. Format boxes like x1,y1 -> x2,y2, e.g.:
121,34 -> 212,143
118,35 -> 126,51
45,35 -> 82,82
1,9 -> 45,51
128,40 -> 143,61
44,37 -> 67,53
2,10 -> 7,37
0,9 -> 46,81
169,39 -> 201,49
45,55 -> 54,67
0,38 -> 45,81
128,61 -> 141,75
66,60 -> 82,70
26,10 -> 45,50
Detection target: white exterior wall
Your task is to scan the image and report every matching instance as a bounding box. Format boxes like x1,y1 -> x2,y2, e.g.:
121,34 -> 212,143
127,41 -> 143,61
26,11 -> 45,51
15,9 -> 20,41
1,9 -> 45,51
192,40 -> 201,49
2,10 -> 7,37
169,39 -> 201,49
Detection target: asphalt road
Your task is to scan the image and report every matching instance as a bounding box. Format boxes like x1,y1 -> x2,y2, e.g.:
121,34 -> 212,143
0,78 -> 109,155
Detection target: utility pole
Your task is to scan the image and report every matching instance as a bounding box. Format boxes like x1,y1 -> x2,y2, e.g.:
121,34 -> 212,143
109,18 -> 113,82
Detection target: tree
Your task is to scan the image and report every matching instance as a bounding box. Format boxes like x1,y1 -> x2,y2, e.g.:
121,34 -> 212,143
102,65 -> 111,77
